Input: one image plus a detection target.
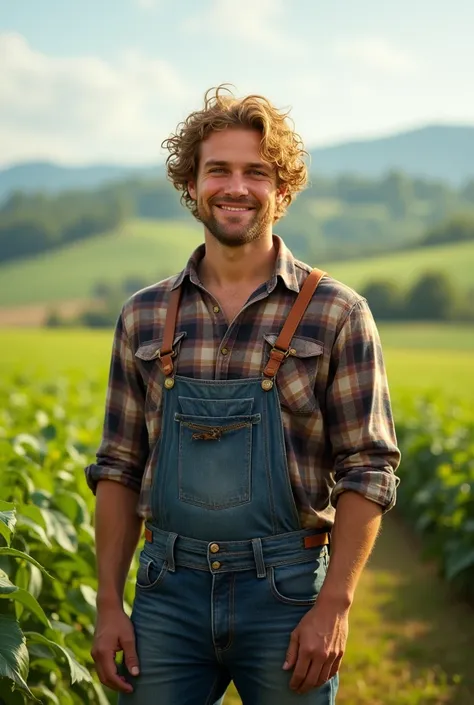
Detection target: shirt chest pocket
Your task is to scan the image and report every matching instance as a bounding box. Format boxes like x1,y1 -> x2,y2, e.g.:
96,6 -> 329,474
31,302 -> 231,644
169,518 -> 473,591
135,332 -> 187,408
262,334 -> 324,415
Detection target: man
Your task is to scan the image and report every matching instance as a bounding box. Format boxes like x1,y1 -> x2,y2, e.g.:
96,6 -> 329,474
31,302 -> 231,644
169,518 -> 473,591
86,85 -> 400,704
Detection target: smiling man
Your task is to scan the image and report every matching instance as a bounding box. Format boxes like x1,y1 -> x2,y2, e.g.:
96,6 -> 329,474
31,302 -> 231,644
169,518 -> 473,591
86,85 -> 400,704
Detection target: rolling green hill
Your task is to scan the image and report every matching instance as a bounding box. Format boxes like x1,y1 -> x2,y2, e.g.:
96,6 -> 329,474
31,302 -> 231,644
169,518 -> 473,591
0,217 -> 473,308
0,219 -> 202,307
324,240 -> 474,294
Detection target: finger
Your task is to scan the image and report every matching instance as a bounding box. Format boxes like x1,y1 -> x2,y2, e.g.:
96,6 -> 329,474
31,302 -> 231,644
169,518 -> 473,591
296,656 -> 325,694
100,651 -> 134,693
283,631 -> 299,671
289,651 -> 311,691
324,653 -> 343,685
122,635 -> 140,677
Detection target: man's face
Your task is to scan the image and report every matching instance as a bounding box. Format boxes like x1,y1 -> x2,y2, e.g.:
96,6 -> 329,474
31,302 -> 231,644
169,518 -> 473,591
188,128 -> 285,248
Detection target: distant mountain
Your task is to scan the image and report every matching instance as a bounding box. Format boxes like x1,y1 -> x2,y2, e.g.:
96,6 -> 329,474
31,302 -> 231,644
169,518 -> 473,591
309,125 -> 474,185
0,161 -> 162,202
0,124 -> 473,202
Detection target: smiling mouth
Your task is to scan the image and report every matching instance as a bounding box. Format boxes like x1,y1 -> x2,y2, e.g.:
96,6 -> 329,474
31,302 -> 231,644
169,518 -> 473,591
214,204 -> 255,212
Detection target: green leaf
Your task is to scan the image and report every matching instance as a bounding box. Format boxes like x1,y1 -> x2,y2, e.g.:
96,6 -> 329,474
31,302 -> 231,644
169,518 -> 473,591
52,492 -> 90,527
0,571 -> 18,596
0,573 -> 50,628
12,435 -> 44,460
445,548 -> 474,580
49,686 -> 74,705
0,683 -> 27,704
31,684 -> 59,704
0,615 -> 34,699
27,566 -> 42,601
90,680 -> 111,705
15,516 -> 52,549
24,633 -> 92,686
0,549 -> 54,580
0,502 -> 17,548
15,507 -> 46,534
39,510 -> 77,553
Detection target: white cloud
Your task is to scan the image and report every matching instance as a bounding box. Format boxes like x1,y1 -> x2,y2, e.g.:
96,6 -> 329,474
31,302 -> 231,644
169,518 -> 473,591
334,37 -> 419,76
0,33 -> 187,166
183,0 -> 307,56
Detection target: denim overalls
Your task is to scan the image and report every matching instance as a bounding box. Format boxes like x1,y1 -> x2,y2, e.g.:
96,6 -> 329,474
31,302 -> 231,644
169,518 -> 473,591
119,269 -> 339,704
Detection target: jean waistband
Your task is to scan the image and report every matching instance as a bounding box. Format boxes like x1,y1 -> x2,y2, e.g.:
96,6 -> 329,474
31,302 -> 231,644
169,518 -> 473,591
142,524 -> 330,576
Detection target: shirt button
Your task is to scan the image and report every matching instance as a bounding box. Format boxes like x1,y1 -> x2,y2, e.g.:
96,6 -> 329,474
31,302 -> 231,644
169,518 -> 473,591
210,543 -> 220,553
213,305 -> 220,313
211,561 -> 221,570
221,347 -> 229,356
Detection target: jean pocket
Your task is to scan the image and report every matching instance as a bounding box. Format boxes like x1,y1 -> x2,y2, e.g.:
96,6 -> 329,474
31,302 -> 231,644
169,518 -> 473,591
269,552 -> 328,606
175,398 -> 261,510
136,553 -> 169,591
263,334 -> 323,415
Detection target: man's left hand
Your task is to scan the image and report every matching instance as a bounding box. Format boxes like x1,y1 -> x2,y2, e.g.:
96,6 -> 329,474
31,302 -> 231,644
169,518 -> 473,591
283,600 -> 349,694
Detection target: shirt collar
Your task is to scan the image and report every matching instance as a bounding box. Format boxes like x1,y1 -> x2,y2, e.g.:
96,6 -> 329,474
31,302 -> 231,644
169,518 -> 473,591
171,234 -> 300,294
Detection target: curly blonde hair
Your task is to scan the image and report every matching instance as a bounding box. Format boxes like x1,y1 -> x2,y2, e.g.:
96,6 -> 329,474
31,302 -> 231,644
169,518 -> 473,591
161,85 -> 308,222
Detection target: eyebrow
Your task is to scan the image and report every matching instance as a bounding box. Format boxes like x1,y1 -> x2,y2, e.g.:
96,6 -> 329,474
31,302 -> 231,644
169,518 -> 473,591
203,159 -> 271,171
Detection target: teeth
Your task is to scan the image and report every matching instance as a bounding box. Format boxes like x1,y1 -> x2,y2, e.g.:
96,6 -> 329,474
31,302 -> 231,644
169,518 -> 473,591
219,206 -> 250,211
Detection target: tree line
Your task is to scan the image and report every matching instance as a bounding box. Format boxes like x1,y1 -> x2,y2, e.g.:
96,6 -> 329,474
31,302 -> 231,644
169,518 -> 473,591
44,267 -> 474,330
361,272 -> 474,323
1,170 -> 474,265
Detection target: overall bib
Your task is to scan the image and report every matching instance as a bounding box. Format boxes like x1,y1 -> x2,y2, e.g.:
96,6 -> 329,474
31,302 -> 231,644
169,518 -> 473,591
119,269 -> 339,704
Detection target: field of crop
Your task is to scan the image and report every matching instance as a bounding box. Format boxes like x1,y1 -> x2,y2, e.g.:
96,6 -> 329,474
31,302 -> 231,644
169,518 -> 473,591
0,218 -> 473,308
2,323 -> 473,402
1,325 -> 474,704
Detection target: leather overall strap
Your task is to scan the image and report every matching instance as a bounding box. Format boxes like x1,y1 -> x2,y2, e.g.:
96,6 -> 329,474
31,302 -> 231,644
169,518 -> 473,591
159,286 -> 182,376
263,268 -> 326,379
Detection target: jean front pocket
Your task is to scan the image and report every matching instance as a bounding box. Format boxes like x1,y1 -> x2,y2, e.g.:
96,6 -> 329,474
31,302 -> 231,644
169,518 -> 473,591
269,551 -> 328,606
136,552 -> 169,591
174,396 -> 260,510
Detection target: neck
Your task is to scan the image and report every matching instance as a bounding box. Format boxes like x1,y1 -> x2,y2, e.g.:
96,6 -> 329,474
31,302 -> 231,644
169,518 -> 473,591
199,231 -> 277,288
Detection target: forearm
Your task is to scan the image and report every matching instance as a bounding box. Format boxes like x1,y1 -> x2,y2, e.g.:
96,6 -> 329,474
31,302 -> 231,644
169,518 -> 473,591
95,480 -> 143,610
318,490 -> 382,609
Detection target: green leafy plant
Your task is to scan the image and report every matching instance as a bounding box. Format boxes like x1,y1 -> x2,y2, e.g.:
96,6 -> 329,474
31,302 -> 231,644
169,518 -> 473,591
0,377 -> 138,704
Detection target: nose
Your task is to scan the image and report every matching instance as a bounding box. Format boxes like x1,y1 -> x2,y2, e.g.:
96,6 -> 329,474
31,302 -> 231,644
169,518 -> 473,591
224,171 -> 249,198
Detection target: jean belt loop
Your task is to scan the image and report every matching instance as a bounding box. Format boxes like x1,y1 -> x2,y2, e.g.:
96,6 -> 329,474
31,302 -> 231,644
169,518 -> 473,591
251,538 -> 266,578
166,532 -> 178,573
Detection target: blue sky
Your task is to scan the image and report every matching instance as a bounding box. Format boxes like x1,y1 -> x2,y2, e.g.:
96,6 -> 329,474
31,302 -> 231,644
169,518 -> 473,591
1,0 -> 473,167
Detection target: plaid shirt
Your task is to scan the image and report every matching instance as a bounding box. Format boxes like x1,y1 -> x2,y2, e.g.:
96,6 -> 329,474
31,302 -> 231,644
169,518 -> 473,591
85,235 -> 400,529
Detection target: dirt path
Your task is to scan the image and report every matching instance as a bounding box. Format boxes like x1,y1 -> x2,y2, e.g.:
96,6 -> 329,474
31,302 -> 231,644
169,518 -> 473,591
0,299 -> 90,326
224,512 -> 474,704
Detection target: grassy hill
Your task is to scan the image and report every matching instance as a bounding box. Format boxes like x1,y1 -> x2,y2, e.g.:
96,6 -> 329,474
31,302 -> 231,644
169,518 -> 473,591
0,219 -> 202,307
324,240 -> 474,294
0,217 -> 473,308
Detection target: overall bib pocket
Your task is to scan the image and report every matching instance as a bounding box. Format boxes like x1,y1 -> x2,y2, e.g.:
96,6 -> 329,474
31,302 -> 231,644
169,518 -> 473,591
174,396 -> 261,510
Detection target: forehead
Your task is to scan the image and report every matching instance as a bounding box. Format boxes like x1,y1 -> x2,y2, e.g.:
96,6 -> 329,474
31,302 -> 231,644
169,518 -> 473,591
200,128 -> 270,166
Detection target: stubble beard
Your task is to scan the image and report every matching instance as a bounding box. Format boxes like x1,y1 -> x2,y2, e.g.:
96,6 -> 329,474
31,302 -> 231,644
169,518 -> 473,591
197,199 -> 274,248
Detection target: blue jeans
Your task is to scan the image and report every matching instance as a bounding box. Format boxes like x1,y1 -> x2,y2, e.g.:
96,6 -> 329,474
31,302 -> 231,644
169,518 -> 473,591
118,529 -> 338,704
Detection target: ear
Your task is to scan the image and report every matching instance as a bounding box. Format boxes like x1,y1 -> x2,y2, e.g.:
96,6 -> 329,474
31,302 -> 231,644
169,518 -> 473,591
276,183 -> 288,204
188,179 -> 197,201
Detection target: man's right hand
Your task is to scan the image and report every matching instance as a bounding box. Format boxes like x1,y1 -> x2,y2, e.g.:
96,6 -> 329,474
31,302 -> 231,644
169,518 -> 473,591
91,606 -> 140,693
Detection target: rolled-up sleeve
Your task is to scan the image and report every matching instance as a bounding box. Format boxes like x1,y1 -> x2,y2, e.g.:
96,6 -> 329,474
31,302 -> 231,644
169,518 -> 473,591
85,309 -> 148,495
327,299 -> 401,512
